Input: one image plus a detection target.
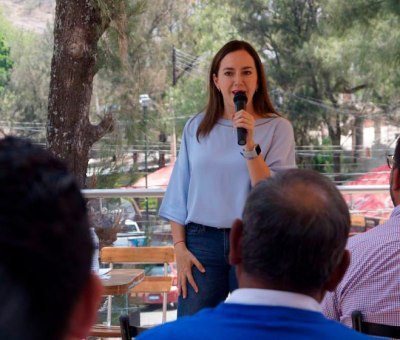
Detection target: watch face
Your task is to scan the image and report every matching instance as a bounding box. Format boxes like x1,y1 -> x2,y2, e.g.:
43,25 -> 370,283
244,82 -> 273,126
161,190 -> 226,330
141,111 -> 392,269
255,144 -> 261,155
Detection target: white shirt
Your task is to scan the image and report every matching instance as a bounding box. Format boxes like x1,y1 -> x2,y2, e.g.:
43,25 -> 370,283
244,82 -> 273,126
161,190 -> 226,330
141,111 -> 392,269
226,288 -> 321,313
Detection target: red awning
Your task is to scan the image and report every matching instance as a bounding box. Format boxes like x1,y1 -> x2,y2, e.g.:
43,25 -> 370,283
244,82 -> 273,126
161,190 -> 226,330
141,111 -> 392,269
344,163 -> 393,218
129,165 -> 173,189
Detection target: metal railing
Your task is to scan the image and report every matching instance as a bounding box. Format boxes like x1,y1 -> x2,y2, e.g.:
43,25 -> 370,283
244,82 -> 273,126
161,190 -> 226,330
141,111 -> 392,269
82,188 -> 166,198
82,185 -> 390,199
82,185 -> 392,217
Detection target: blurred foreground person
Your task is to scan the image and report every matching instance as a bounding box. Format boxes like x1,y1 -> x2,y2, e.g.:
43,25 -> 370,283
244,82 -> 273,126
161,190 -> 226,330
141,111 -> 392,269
0,136 -> 102,340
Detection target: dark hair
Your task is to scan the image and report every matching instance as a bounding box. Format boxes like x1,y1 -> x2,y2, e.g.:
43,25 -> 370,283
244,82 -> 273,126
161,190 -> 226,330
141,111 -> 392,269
0,137 -> 93,340
197,40 -> 280,141
241,169 -> 350,293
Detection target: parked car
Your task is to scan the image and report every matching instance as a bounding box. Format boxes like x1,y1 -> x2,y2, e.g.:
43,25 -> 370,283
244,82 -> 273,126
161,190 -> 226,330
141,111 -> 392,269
129,263 -> 178,308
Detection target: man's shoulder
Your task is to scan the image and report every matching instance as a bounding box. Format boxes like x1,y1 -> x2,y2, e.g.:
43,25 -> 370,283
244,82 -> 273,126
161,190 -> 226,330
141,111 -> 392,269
347,218 -> 400,252
136,305 -> 371,340
136,308 -> 217,340
319,320 -> 374,340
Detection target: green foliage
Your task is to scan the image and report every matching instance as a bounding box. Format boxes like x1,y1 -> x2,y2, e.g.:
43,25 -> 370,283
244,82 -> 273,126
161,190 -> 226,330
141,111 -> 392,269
325,0 -> 400,104
95,0 -> 147,73
0,32 -> 13,92
0,16 -> 52,135
231,0 -> 348,136
166,76 -> 207,135
4,0 -> 400,181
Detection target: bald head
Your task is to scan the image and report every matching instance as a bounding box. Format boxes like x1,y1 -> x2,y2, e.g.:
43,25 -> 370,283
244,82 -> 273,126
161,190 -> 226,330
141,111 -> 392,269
241,169 -> 350,294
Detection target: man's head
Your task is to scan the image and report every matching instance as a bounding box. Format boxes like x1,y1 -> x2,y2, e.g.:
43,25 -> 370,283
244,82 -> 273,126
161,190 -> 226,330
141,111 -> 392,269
389,137 -> 400,206
230,169 -> 351,301
0,137 -> 101,340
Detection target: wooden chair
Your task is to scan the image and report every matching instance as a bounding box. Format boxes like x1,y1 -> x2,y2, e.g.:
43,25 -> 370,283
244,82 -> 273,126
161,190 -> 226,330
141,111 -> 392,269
101,246 -> 176,324
89,246 -> 176,339
89,324 -> 122,338
120,313 -> 150,340
352,310 -> 400,339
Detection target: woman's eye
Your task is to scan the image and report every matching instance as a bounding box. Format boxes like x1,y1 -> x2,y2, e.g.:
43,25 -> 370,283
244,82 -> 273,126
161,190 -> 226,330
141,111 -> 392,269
224,72 -> 233,76
244,71 -> 252,75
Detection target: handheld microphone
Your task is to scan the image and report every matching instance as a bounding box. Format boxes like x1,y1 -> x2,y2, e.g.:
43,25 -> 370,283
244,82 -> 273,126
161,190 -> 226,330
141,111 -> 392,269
233,91 -> 248,146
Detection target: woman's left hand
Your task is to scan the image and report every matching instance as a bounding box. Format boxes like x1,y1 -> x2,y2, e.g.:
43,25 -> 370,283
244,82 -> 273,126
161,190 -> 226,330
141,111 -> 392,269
232,110 -> 255,149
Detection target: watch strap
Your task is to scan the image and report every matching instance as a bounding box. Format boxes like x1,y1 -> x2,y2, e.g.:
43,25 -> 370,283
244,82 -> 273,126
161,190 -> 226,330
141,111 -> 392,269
240,144 -> 261,160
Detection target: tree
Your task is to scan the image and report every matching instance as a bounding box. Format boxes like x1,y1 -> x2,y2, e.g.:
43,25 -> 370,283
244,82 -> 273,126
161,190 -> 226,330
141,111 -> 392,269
47,0 -> 145,187
232,0 -> 368,178
0,14 -> 52,142
326,0 -> 400,113
89,0 -> 237,174
0,31 -> 12,92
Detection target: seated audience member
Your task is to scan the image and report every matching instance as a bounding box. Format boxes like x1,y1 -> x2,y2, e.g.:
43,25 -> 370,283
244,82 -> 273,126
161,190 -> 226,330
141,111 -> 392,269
136,169 -> 371,340
323,138 -> 400,327
0,137 -> 102,340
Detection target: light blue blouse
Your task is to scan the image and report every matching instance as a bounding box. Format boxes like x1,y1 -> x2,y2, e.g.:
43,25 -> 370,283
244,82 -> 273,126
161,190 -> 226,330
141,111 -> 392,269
159,113 -> 296,228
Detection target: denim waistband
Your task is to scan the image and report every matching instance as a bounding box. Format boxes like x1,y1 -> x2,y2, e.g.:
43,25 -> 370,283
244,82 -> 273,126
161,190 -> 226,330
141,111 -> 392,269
187,222 -> 231,230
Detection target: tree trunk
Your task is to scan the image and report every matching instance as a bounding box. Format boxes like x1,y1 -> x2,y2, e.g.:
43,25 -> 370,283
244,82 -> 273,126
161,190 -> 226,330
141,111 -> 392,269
158,132 -> 166,168
327,114 -> 341,183
47,0 -> 113,188
353,117 -> 364,163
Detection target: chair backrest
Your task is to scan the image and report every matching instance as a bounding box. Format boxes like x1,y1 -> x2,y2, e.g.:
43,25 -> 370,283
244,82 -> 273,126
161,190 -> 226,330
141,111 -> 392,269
352,311 -> 400,339
101,247 -> 176,264
120,314 -> 149,340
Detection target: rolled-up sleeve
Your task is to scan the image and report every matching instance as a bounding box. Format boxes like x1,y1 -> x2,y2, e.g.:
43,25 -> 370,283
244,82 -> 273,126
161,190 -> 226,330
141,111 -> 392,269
158,127 -> 190,225
265,118 -> 297,177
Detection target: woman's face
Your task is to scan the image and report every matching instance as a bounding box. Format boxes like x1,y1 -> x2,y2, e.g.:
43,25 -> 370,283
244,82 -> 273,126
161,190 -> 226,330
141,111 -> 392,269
213,49 -> 259,113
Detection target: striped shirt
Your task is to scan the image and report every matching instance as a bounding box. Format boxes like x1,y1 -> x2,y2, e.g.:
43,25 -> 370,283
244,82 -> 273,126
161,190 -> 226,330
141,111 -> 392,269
322,205 -> 400,328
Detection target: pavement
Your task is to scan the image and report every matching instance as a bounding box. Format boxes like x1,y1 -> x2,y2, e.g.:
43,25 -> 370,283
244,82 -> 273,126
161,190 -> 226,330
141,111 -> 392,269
140,305 -> 177,326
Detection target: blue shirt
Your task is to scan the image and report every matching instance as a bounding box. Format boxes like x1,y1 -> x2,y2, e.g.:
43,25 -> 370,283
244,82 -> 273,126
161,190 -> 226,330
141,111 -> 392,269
159,113 -> 296,228
136,302 -> 372,340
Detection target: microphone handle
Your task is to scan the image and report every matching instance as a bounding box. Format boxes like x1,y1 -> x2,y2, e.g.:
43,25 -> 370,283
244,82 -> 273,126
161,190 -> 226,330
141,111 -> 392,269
236,101 -> 247,146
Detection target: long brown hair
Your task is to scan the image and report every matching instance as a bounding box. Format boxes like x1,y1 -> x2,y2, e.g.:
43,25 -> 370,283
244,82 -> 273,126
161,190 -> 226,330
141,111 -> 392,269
196,40 -> 280,141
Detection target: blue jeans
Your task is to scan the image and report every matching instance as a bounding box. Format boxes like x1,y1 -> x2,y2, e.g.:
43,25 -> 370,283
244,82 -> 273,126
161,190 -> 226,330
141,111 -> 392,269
177,223 -> 238,317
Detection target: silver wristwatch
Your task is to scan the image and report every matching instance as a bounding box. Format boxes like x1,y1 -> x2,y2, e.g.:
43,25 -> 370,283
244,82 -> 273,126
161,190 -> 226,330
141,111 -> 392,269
240,144 -> 261,160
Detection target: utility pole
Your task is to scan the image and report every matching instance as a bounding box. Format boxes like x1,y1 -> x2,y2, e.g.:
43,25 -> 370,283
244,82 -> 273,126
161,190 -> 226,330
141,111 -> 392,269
139,94 -> 151,218
173,45 -> 177,86
170,46 -> 177,164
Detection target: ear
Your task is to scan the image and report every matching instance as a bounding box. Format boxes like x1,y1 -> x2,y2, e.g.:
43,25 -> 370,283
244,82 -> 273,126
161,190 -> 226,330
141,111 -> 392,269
324,250 -> 350,293
212,73 -> 219,91
229,219 -> 243,266
66,274 -> 103,339
392,168 -> 400,191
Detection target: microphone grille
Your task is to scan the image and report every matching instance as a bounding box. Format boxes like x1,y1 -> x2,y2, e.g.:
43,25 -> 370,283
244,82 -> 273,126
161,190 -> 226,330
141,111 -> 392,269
233,91 -> 248,103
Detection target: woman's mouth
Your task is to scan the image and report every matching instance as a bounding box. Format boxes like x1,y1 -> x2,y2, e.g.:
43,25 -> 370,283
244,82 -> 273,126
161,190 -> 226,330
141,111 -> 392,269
232,90 -> 246,95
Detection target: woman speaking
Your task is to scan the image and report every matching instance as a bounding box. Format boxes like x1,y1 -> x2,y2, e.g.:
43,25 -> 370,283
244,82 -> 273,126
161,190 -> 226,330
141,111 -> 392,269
159,40 -> 296,317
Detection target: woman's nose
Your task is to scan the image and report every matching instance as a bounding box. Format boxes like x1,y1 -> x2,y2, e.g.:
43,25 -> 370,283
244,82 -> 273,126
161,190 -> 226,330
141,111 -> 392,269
234,73 -> 243,85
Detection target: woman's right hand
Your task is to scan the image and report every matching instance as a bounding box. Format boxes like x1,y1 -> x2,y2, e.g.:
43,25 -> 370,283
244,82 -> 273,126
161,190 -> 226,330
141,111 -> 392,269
174,242 -> 206,298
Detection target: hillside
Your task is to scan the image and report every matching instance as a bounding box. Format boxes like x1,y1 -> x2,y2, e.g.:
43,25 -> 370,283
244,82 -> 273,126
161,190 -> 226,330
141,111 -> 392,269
0,0 -> 55,33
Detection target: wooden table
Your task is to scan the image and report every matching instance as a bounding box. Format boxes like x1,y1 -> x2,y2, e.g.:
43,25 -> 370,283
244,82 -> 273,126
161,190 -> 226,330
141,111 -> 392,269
102,269 -> 145,295
101,269 -> 145,326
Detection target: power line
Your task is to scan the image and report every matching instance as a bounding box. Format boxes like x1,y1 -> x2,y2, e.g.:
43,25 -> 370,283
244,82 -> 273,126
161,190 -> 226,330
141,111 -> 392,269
175,61 -> 205,75
175,58 -> 206,73
175,48 -> 206,62
175,60 -> 203,73
175,52 -> 202,65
